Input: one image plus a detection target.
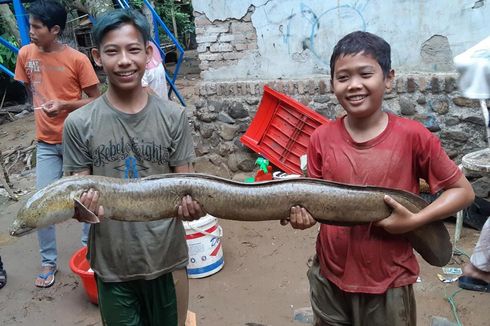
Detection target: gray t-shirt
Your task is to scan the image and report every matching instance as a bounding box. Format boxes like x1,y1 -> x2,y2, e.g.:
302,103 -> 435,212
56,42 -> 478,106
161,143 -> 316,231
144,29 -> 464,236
63,94 -> 196,282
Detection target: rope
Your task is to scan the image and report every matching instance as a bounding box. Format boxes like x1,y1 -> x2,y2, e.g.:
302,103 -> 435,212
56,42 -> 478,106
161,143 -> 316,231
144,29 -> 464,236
445,288 -> 464,326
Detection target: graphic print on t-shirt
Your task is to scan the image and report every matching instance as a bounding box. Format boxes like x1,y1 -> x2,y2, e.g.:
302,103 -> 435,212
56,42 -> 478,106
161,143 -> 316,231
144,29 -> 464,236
91,136 -> 170,178
25,59 -> 48,105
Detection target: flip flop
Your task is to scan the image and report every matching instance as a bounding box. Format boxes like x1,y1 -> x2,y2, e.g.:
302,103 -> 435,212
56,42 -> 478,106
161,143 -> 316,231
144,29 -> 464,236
35,266 -> 57,288
0,268 -> 6,289
458,276 -> 490,293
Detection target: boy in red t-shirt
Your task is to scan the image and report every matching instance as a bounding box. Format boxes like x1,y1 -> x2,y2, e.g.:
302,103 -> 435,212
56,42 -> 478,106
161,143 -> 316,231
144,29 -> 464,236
284,31 -> 475,325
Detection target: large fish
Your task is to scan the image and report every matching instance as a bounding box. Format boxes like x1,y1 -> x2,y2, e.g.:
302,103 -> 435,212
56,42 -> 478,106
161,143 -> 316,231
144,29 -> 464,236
10,173 -> 452,266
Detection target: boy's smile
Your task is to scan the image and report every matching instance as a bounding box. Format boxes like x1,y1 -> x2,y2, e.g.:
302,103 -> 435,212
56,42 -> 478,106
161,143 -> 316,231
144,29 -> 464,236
332,53 -> 393,119
93,24 -> 151,93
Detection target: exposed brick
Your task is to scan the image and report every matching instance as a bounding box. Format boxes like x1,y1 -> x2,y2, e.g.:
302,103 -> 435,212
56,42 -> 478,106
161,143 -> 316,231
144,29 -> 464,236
193,14 -> 212,26
396,78 -> 406,93
445,76 -> 457,93
418,77 -> 429,92
407,77 -> 417,93
231,22 -> 255,34
307,80 -> 316,95
431,77 -> 441,93
199,85 -> 206,96
219,34 -> 235,42
234,43 -> 248,51
210,43 -> 233,53
217,83 -> 225,96
240,82 -> 249,96
199,53 -> 222,61
277,81 -> 287,94
205,24 -> 230,34
226,83 -> 237,96
319,80 -> 327,94
248,82 -> 258,95
199,61 -> 209,71
223,52 -> 245,60
206,83 -> 217,95
197,44 -> 209,53
196,34 -> 219,43
298,81 -> 305,95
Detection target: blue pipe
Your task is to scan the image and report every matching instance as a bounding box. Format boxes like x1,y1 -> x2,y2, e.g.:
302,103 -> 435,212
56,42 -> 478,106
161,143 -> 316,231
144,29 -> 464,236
0,36 -> 19,53
0,64 -> 15,78
12,0 -> 30,46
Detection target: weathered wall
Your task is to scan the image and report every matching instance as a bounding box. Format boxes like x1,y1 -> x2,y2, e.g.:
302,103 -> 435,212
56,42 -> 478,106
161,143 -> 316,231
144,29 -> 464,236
189,0 -> 489,198
192,0 -> 490,80
189,75 -> 489,198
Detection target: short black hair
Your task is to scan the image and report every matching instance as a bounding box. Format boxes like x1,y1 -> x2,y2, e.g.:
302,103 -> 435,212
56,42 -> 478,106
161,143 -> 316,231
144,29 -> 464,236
330,31 -> 391,79
28,0 -> 67,32
92,9 -> 150,49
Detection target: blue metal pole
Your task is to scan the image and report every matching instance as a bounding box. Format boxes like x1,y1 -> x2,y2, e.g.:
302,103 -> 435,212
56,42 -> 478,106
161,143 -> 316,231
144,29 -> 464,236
0,36 -> 19,54
12,0 -> 30,46
0,64 -> 15,78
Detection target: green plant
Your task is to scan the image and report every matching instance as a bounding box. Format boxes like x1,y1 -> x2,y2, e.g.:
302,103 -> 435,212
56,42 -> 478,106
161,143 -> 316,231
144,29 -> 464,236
0,34 -> 18,73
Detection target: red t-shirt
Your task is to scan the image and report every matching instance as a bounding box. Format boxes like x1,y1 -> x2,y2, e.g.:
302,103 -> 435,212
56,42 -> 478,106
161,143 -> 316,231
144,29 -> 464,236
307,113 -> 461,294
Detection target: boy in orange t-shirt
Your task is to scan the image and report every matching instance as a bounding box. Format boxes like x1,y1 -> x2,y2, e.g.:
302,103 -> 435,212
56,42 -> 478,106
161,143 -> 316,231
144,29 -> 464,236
14,0 -> 100,288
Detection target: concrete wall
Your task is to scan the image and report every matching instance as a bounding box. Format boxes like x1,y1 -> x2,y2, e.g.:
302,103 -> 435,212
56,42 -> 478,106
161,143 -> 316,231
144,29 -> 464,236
192,0 -> 490,81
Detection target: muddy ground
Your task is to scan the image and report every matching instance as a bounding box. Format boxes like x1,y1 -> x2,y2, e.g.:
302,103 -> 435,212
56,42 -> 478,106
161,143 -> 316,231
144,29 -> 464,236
0,73 -> 489,326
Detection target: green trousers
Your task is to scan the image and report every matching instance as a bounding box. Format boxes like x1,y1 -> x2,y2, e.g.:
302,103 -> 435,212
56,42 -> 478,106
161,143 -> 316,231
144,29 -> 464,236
96,273 -> 178,326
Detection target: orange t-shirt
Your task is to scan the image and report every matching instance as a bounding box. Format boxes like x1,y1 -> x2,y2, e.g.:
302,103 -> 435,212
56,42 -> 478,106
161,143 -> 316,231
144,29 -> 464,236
14,44 -> 99,144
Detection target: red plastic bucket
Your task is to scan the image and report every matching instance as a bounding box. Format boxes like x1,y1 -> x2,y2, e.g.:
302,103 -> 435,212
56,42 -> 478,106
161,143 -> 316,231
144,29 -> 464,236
69,246 -> 98,305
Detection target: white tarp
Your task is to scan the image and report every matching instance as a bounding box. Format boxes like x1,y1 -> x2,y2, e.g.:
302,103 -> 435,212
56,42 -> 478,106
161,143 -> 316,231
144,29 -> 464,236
454,36 -> 490,99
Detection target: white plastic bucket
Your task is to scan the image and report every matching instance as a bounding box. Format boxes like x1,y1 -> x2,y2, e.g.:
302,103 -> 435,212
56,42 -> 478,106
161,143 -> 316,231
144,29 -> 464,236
183,214 -> 224,278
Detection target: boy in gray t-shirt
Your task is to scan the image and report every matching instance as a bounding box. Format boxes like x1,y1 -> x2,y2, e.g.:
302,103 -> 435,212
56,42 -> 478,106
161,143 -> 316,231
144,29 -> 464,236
62,9 -> 204,326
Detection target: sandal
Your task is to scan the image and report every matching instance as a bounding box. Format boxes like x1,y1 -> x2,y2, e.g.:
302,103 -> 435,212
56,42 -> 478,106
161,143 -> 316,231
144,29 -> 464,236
0,268 -> 6,289
35,266 -> 57,288
458,276 -> 490,293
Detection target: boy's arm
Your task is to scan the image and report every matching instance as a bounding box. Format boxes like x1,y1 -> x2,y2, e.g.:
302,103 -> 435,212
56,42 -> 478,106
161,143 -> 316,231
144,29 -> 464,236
42,84 -> 100,117
377,174 -> 475,234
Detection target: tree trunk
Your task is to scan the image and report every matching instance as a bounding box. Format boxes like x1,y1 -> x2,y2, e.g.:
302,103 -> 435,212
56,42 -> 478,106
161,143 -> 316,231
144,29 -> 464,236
0,4 -> 21,45
143,0 -> 156,42
171,3 -> 178,41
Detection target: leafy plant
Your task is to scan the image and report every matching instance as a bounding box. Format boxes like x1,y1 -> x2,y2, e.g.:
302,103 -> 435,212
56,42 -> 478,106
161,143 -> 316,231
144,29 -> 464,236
0,34 -> 18,73
119,1 -> 194,48
154,1 -> 195,48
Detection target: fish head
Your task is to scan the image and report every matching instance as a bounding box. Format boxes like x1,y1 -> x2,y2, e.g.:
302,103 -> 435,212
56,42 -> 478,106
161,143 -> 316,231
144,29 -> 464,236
10,180 -> 82,237
9,209 -> 36,236
10,191 -> 53,237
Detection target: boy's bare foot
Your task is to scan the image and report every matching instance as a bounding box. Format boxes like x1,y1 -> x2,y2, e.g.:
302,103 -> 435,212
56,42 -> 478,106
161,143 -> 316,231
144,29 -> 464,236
35,265 -> 57,288
462,263 -> 490,283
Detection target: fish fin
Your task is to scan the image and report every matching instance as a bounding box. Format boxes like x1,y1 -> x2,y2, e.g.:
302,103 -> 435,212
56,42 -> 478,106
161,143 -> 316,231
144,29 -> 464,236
73,198 -> 100,224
